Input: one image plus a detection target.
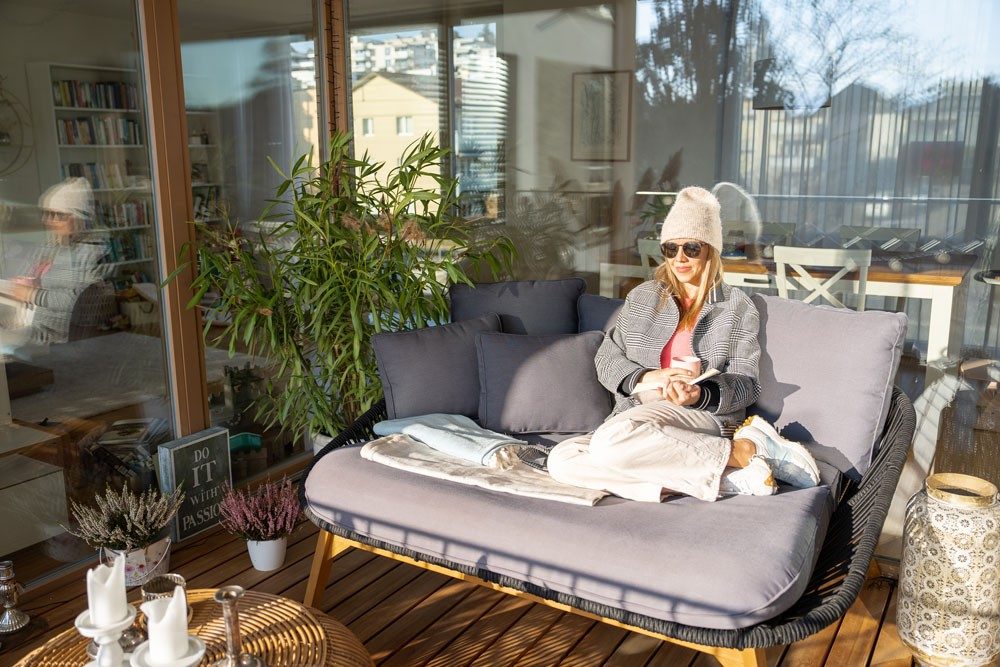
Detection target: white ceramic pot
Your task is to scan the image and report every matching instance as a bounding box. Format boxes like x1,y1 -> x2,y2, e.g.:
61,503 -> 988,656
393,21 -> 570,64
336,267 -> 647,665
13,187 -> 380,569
246,537 -> 287,572
106,536 -> 171,587
311,431 -> 334,455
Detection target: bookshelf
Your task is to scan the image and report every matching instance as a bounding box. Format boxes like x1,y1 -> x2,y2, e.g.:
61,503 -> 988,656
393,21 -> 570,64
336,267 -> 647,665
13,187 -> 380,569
186,108 -> 226,223
26,62 -> 156,289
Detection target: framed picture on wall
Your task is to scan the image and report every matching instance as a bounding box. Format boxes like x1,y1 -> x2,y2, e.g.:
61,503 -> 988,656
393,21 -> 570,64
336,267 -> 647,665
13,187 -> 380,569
571,70 -> 632,162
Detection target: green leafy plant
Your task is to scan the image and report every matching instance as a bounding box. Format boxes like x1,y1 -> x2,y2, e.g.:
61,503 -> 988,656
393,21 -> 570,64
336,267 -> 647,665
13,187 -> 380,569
67,485 -> 185,552
176,132 -> 513,438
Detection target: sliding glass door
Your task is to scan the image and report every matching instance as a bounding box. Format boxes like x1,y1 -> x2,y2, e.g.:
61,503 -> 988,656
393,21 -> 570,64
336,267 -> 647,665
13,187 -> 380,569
0,0 -> 173,582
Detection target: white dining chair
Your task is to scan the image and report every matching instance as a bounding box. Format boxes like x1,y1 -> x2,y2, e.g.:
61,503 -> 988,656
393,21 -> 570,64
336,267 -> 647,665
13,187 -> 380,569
637,237 -> 662,272
772,246 -> 873,311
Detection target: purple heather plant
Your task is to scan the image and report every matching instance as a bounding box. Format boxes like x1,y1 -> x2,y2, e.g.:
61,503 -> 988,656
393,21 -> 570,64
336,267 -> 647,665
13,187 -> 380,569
219,478 -> 300,542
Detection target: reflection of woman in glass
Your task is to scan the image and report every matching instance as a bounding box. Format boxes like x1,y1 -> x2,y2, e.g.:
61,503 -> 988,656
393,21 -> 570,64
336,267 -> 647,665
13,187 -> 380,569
0,178 -> 107,352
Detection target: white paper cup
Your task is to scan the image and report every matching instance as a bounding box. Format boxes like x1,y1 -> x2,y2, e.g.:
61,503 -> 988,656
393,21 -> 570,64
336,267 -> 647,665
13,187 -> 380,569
670,356 -> 701,376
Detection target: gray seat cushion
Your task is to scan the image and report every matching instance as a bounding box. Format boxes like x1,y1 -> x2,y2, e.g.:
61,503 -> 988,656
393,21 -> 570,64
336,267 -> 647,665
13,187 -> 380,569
305,444 -> 833,630
750,295 -> 907,480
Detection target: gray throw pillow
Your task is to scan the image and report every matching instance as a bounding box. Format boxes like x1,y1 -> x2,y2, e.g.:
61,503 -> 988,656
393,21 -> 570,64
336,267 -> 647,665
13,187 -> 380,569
450,278 -> 586,335
578,293 -> 624,332
750,295 -> 907,479
476,331 -> 612,433
373,313 -> 501,419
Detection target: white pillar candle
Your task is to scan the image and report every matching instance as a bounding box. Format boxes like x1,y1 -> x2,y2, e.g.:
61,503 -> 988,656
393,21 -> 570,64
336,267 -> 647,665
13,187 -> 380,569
142,586 -> 189,662
86,554 -> 129,626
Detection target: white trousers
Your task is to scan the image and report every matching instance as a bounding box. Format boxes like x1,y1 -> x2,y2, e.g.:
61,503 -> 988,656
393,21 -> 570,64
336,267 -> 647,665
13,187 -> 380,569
547,400 -> 732,502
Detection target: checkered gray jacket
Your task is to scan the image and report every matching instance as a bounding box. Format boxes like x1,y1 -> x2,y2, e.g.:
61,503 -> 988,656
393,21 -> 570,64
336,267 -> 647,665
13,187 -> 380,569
595,280 -> 761,435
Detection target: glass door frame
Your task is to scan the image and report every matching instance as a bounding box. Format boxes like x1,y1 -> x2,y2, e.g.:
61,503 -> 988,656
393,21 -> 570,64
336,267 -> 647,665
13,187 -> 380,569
136,0 -> 334,448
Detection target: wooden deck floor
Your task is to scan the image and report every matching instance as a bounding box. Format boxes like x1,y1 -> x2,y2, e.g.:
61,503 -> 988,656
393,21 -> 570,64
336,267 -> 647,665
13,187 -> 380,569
3,521 -> 915,666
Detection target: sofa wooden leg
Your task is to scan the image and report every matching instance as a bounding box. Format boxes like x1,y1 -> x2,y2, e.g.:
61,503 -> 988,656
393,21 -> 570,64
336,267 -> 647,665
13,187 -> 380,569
304,530 -> 346,608
714,647 -> 766,667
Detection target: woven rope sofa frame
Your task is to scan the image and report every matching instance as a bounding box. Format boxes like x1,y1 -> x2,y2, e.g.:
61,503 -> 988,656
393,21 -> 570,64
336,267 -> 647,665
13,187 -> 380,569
300,387 -> 915,667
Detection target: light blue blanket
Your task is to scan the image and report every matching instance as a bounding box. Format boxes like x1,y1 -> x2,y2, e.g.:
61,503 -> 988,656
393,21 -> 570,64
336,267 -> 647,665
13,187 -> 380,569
373,413 -> 531,468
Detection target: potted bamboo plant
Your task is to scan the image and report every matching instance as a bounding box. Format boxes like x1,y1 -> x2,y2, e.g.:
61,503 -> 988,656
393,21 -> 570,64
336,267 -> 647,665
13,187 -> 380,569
67,485 -> 184,587
176,132 -> 512,444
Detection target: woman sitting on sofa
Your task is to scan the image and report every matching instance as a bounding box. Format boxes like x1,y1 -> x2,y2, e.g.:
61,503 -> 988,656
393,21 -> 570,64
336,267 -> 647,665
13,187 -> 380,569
547,186 -> 821,501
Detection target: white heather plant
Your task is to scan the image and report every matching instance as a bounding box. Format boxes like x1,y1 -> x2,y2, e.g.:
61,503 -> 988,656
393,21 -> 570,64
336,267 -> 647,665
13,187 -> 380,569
68,485 -> 185,552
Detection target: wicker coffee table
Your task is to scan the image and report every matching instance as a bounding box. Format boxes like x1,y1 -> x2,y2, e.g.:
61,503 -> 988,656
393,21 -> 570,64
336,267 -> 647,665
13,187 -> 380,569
16,589 -> 372,667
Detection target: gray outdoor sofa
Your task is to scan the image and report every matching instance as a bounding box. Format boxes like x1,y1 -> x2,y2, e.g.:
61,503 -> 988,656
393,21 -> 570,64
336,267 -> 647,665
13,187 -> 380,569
301,278 -> 915,667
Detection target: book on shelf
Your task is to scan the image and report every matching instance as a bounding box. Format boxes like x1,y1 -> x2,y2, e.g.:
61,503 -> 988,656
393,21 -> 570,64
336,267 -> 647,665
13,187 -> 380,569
57,115 -> 141,146
51,79 -> 137,110
95,417 -> 170,450
92,200 -> 149,228
61,160 -> 148,190
192,185 -> 221,221
191,162 -> 209,183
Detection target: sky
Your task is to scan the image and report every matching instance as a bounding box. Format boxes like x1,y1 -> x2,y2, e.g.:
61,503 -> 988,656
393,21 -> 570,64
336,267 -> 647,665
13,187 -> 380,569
635,0 -> 999,99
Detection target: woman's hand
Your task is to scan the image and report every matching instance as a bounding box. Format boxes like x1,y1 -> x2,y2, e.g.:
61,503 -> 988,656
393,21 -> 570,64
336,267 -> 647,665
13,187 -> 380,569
635,368 -> 694,403
665,380 -> 701,406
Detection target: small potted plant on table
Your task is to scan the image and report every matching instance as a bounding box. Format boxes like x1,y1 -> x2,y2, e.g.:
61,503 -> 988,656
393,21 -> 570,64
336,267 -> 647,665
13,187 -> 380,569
219,478 -> 300,571
67,485 -> 185,587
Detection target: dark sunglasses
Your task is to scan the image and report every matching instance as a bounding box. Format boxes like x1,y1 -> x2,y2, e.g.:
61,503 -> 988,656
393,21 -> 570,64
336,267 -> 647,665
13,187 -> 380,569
660,241 -> 705,259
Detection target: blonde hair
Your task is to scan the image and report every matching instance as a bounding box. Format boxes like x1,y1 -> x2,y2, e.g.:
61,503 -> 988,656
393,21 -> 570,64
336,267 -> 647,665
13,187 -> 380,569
653,245 -> 724,330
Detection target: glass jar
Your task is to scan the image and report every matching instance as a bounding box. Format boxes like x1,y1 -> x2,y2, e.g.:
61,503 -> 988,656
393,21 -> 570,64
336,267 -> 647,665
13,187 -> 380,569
897,473 -> 1000,666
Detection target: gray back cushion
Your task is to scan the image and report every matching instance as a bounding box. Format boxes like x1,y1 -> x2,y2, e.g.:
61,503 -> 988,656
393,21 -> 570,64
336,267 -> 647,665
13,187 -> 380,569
578,293 -> 624,333
476,331 -> 611,433
450,279 -> 586,335
750,295 -> 907,479
373,313 -> 501,420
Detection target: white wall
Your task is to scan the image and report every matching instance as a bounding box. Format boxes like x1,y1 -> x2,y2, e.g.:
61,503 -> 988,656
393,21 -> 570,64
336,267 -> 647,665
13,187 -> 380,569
498,6 -> 616,193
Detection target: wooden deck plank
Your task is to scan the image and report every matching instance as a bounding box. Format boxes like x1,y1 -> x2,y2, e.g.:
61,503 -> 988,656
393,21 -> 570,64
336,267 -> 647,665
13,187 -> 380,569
688,644 -> 783,667
470,605 -> 565,667
4,527 -> 917,667
425,594 -> 536,667
349,570 -> 451,643
366,579 -> 479,663
645,641 -> 699,666
511,613 -> 596,666
824,577 -> 894,667
558,622 -> 629,666
330,561 -> 426,625
601,632 -> 665,666
379,587 -> 504,667
778,618 -> 842,667
867,584 -> 913,667
277,546 -> 378,602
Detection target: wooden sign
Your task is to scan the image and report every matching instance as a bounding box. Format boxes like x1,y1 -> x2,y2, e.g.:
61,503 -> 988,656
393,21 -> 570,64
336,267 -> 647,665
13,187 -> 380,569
157,426 -> 231,542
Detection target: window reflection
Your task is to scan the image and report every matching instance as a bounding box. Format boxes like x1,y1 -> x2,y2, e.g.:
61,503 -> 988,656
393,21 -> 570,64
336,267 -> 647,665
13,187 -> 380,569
179,2 -> 320,483
0,0 -> 172,584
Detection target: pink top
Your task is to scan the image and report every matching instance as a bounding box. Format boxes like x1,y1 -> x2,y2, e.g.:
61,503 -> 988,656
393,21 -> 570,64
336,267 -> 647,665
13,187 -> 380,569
660,327 -> 694,368
660,296 -> 696,368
